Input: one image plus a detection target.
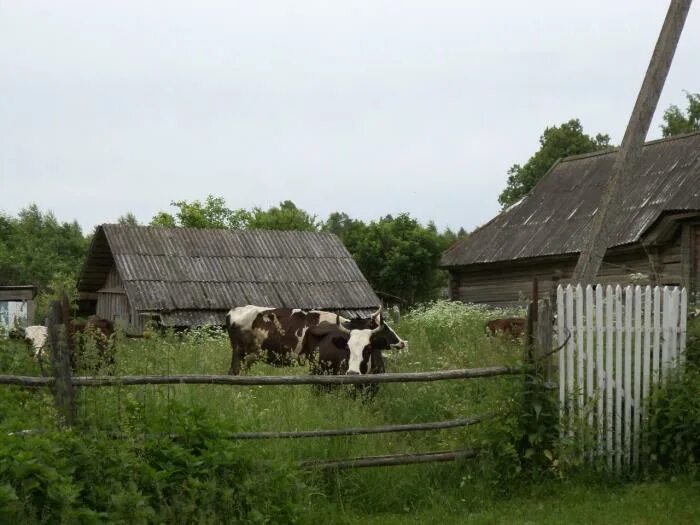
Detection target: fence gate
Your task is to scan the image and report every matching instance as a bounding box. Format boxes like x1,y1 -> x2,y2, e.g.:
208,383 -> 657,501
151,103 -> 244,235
555,284 -> 687,471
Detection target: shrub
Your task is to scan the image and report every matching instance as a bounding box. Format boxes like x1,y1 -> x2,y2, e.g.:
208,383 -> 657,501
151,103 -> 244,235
645,318 -> 700,472
0,409 -> 308,524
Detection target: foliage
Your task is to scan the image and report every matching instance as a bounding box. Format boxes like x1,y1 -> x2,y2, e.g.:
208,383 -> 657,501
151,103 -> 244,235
646,318 -> 700,471
0,418 -> 305,524
150,195 -> 251,230
247,200 -> 319,232
117,212 -> 140,226
498,119 -> 611,207
661,91 -> 700,137
33,275 -> 80,324
516,373 -> 559,476
325,215 -> 463,305
0,205 -> 88,291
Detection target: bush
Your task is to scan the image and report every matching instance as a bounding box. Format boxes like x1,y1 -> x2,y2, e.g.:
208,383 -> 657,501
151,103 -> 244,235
0,409 -> 308,524
645,318 -> 700,472
648,371 -> 700,471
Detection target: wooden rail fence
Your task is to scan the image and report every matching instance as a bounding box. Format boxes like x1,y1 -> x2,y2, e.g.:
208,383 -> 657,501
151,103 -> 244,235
0,366 -> 520,388
1,298 -> 522,470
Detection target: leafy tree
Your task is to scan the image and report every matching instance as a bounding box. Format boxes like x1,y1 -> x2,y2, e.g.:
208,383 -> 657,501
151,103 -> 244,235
247,201 -> 318,232
0,205 -> 87,291
661,91 -> 700,137
498,119 -> 611,207
344,214 -> 446,304
324,212 -> 465,305
150,212 -> 177,228
117,212 -> 139,226
150,195 -> 250,229
322,212 -> 368,253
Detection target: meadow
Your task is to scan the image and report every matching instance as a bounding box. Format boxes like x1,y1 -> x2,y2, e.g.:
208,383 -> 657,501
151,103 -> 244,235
0,301 -> 698,524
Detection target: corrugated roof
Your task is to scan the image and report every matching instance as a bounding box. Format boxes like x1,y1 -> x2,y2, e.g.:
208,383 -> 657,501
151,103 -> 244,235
441,131 -> 700,267
78,225 -> 380,322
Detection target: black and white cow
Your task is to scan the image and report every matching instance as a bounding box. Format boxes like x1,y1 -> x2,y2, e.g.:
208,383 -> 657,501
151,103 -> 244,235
225,306 -> 406,376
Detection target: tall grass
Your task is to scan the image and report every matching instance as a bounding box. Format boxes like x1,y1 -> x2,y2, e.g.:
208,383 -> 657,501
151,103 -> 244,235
0,302 -> 534,522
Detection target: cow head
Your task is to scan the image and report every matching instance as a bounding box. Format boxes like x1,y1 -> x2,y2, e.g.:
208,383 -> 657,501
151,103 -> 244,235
344,307 -> 408,353
336,309 -> 383,375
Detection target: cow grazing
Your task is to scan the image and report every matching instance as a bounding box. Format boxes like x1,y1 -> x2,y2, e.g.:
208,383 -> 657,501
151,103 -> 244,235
486,317 -> 527,338
303,316 -> 387,397
225,306 -> 406,377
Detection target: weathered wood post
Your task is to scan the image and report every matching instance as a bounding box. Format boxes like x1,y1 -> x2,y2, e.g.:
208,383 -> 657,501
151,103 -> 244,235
536,299 -> 554,383
47,296 -> 75,427
525,278 -> 539,365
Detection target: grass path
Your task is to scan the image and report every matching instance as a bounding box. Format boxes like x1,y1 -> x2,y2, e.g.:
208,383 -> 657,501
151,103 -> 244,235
340,477 -> 699,524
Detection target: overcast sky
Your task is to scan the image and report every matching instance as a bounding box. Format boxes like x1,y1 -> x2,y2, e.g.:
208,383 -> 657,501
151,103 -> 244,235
1,1 -> 698,233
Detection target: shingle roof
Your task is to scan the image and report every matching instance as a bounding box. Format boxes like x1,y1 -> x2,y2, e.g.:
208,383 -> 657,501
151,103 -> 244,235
78,225 -> 380,320
441,131 -> 700,267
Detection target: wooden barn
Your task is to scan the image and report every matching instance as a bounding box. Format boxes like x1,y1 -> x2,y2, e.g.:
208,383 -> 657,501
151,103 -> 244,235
441,132 -> 700,307
77,225 -> 381,335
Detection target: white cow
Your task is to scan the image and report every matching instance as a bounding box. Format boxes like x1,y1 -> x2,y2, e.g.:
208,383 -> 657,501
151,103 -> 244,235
24,326 -> 48,360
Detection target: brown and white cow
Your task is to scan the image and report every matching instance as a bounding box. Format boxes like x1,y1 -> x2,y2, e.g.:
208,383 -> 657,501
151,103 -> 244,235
225,306 -> 406,376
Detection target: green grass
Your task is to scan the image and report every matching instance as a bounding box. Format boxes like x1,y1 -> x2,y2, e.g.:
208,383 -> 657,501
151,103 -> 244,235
336,477 -> 700,524
0,301 -> 698,523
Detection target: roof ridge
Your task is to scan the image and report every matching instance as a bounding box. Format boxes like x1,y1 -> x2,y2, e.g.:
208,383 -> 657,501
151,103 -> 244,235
559,130 -> 700,164
103,223 -> 337,237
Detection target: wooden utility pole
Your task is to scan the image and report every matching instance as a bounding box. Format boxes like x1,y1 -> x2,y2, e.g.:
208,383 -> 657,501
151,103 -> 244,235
572,0 -> 692,284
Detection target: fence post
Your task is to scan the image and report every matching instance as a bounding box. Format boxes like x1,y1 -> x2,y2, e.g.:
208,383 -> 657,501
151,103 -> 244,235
525,278 -> 539,365
47,296 -> 75,428
535,299 -> 554,382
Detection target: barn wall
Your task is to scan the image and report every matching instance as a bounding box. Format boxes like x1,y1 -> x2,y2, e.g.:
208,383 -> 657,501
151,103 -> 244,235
450,240 -> 687,307
96,266 -> 143,335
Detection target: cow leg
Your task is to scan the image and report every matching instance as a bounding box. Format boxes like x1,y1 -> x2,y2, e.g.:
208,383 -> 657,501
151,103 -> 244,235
229,345 -> 242,375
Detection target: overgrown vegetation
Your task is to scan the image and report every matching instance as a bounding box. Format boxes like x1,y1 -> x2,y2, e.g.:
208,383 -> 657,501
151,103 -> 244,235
0,205 -> 87,291
647,318 -> 700,471
2,303 -> 697,522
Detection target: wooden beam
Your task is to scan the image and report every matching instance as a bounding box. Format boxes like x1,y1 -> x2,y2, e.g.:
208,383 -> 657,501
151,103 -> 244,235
573,0 -> 692,283
0,366 -> 521,388
300,448 -> 479,469
226,416 -> 484,440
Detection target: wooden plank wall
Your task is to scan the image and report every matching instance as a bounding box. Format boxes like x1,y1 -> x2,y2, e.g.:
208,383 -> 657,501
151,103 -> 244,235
96,266 -> 144,335
451,241 -> 685,306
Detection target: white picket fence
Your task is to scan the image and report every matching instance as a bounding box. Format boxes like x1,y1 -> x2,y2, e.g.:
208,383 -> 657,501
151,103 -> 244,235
556,284 -> 687,471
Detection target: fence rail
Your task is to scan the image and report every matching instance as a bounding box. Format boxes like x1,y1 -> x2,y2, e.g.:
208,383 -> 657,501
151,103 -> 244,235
0,366 -> 521,388
300,448 -> 480,470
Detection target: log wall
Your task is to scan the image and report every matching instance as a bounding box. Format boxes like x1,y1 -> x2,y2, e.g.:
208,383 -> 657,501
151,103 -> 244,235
449,239 -> 689,307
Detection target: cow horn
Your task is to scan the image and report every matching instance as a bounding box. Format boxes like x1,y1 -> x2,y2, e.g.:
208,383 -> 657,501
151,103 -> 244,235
336,314 -> 351,334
